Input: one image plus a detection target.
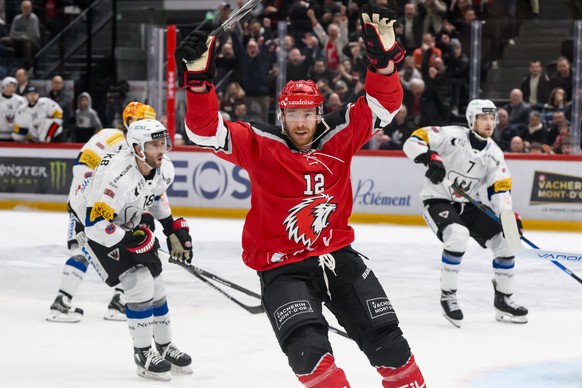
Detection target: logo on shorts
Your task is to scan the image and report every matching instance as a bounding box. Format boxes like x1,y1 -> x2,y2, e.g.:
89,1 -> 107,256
366,297 -> 395,319
107,248 -> 120,261
273,300 -> 313,330
438,211 -> 449,219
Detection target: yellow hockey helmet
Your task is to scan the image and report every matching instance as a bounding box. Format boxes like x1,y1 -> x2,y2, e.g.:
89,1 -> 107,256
122,102 -> 157,130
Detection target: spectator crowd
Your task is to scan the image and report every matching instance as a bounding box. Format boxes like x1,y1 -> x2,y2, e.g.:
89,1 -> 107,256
0,0 -> 577,155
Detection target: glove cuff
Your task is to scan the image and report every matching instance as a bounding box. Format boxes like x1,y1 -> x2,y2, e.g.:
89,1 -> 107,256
414,150 -> 438,166
126,227 -> 155,254
162,217 -> 189,236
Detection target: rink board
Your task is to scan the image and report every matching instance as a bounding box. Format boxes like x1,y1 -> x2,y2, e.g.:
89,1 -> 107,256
1,144 -> 581,230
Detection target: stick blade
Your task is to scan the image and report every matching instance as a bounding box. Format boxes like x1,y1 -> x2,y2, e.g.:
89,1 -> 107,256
500,210 -> 522,255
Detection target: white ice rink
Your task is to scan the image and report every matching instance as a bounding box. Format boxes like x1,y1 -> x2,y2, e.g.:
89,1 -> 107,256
1,210 -> 581,388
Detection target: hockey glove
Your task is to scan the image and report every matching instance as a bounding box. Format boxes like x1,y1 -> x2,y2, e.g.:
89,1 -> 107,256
174,31 -> 216,88
414,150 -> 445,185
162,217 -> 193,264
359,5 -> 405,69
124,227 -> 162,276
138,212 -> 156,232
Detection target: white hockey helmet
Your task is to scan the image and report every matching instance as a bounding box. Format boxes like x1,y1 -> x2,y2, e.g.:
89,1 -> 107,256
126,119 -> 171,162
466,99 -> 498,130
2,76 -> 17,90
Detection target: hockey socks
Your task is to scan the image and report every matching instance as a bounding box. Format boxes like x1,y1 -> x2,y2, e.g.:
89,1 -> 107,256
296,353 -> 350,388
377,354 -> 426,388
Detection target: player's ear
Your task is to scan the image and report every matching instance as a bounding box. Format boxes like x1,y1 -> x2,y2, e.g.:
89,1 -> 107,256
316,115 -> 322,124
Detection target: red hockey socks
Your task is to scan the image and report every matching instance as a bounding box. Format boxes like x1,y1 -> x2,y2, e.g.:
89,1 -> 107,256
377,354 -> 425,388
296,353 -> 350,388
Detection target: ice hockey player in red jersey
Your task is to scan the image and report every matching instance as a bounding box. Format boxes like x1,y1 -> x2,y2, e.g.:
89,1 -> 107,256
175,5 -> 425,388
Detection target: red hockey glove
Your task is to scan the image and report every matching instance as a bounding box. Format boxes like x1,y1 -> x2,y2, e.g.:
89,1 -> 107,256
359,5 -> 405,69
124,227 -> 162,276
163,218 -> 193,264
174,31 -> 216,88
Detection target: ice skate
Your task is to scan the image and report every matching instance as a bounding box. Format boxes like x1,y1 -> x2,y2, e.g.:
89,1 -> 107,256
156,342 -> 193,374
441,290 -> 463,328
134,346 -> 172,381
46,294 -> 84,323
103,291 -> 126,321
493,280 -> 528,324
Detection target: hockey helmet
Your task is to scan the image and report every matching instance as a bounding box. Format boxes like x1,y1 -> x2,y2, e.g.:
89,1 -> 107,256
122,102 -> 157,130
466,99 -> 498,130
126,119 -> 171,162
1,76 -> 17,90
278,80 -> 324,116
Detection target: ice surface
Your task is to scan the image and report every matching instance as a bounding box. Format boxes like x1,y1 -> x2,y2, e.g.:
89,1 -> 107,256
1,210 -> 581,387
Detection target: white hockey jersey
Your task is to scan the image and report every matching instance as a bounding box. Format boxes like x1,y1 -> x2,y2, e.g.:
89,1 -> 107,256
13,97 -> 63,142
69,128 -> 127,198
403,125 -> 513,214
0,93 -> 25,140
68,148 -> 175,247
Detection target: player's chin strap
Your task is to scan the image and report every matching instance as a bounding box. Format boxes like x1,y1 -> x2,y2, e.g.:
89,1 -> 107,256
318,253 -> 337,299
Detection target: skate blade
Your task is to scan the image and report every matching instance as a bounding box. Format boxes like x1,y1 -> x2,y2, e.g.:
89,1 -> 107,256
171,364 -> 193,374
137,367 -> 171,381
495,309 -> 528,324
103,309 -> 126,321
442,311 -> 462,328
46,310 -> 83,323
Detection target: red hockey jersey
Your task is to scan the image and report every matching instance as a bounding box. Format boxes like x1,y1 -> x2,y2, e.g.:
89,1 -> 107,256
184,70 -> 403,271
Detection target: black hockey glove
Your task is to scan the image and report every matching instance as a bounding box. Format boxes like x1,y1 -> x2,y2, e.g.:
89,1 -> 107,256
138,212 -> 156,232
124,227 -> 162,276
174,31 -> 216,88
162,217 -> 193,264
414,150 -> 446,185
359,5 -> 405,70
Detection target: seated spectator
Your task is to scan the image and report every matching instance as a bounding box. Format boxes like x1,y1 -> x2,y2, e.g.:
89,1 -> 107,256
446,38 -> 469,114
399,55 -> 422,91
73,92 -> 102,143
316,79 -> 332,101
413,32 -> 442,70
13,86 -> 63,142
0,1 -> 40,69
518,111 -> 547,148
232,102 -> 260,122
492,108 -> 519,152
325,92 -> 342,113
550,56 -> 573,100
529,142 -> 551,155
378,105 -> 415,150
552,124 -> 571,154
503,89 -> 531,127
509,136 -> 527,153
557,135 -> 572,155
309,59 -> 334,84
47,75 -> 73,137
220,81 -> 246,118
14,67 -> 29,96
546,110 -> 569,146
541,87 -> 571,125
519,60 -> 551,109
397,2 -> 423,54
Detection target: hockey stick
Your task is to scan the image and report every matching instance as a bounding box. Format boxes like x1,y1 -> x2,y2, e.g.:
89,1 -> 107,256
158,250 -> 264,314
210,0 -> 262,38
160,251 -> 350,338
448,181 -> 582,285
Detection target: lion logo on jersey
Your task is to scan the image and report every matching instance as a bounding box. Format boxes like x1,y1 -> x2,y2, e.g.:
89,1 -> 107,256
284,194 -> 337,248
